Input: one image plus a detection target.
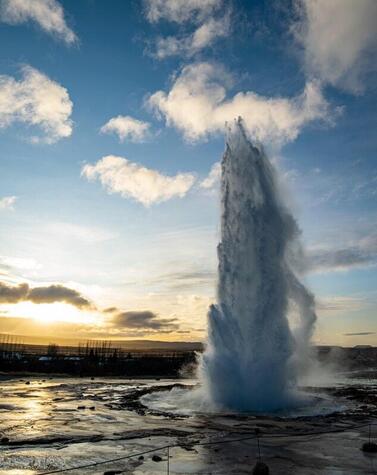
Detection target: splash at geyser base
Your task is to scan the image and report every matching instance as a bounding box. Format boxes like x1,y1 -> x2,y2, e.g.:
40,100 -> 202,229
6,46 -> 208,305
143,119 -> 340,417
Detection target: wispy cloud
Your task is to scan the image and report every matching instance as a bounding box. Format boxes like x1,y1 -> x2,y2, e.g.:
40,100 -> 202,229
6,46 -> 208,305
82,155 -> 196,206
317,296 -> 366,313
293,0 -> 377,92
153,15 -> 230,59
343,332 -> 375,336
145,269 -> 216,293
0,66 -> 73,143
100,115 -> 151,143
46,222 -> 117,243
0,195 -> 16,210
0,0 -> 77,44
148,62 -> 333,145
145,0 -> 230,59
284,165 -> 377,208
307,232 -> 377,273
144,0 -> 222,24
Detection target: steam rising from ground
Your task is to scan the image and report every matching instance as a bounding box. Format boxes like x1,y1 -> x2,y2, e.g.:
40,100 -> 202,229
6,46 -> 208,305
199,119 -> 316,411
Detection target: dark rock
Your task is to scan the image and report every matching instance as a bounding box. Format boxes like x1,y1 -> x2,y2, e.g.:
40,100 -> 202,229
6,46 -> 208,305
89,406 -> 96,410
77,405 -> 86,410
152,454 -> 162,462
362,442 -> 377,453
103,471 -> 122,475
25,381 -> 30,385
1,437 -> 9,445
252,461 -> 270,475
138,455 -> 144,460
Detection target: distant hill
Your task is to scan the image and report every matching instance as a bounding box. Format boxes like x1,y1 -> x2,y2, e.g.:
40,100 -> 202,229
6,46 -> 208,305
111,340 -> 203,351
0,333 -> 203,352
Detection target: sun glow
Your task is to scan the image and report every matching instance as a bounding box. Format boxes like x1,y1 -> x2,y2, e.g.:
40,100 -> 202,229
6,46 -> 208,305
7,302 -> 99,325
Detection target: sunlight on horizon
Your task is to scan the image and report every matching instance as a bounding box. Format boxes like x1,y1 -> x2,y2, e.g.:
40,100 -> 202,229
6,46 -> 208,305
5,302 -> 100,325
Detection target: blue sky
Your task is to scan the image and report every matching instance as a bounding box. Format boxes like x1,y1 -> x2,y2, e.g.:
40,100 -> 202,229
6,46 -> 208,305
0,0 -> 376,346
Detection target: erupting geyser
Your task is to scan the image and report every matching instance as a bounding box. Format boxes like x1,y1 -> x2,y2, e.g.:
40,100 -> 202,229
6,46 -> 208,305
200,119 -> 316,412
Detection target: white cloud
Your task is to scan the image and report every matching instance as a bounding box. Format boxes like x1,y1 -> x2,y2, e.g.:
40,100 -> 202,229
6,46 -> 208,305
0,0 -> 77,44
0,66 -> 73,143
0,196 -> 16,210
82,155 -> 196,206
144,0 -> 222,24
294,0 -> 377,92
154,15 -> 230,58
200,162 -> 220,189
100,115 -> 150,143
148,62 -> 332,145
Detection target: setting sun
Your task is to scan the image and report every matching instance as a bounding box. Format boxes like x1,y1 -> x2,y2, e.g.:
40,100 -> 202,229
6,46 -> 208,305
6,302 -> 100,325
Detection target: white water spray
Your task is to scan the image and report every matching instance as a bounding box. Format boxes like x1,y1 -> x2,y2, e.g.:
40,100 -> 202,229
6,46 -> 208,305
200,119 -> 316,412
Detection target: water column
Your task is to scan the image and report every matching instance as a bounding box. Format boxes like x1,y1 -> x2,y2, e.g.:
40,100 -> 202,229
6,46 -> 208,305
201,119 -> 315,411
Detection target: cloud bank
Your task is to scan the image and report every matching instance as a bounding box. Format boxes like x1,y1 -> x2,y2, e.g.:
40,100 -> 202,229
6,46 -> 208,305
148,62 -> 331,145
0,66 -> 73,143
0,0 -> 77,44
82,155 -> 195,206
100,115 -> 151,143
0,281 -> 92,308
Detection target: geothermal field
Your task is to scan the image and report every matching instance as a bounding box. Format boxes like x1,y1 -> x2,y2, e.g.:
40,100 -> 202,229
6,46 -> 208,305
1,1 -> 376,473
0,374 -> 377,474
1,123 -> 376,474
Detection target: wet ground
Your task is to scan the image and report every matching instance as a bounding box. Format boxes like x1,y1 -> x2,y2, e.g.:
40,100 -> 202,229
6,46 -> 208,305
1,375 -> 377,474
